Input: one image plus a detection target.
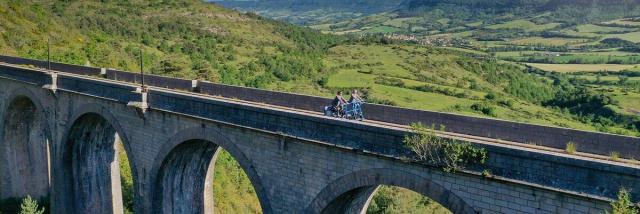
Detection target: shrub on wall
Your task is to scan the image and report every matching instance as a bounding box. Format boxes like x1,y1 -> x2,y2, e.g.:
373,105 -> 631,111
610,188 -> 639,214
19,196 -> 44,214
404,123 -> 488,172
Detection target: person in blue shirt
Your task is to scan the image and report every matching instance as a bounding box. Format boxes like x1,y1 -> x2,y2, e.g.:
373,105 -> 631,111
349,89 -> 364,103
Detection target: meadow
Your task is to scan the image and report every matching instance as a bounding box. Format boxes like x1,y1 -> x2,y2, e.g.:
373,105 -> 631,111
323,44 -> 602,131
505,54 -> 640,64
486,20 -> 561,32
526,63 -> 639,73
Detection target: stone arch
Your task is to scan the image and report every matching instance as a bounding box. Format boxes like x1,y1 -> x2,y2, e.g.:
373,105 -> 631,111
306,168 -> 476,214
151,126 -> 273,214
0,87 -> 52,200
59,104 -> 137,214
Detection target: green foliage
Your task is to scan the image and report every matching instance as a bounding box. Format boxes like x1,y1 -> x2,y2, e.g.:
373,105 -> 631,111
545,75 -> 640,132
117,142 -> 134,214
367,97 -> 398,106
481,169 -> 493,178
471,103 -> 497,117
404,123 -> 488,172
0,0 -> 344,90
374,76 -> 405,87
484,93 -> 497,100
611,151 -> 621,161
456,58 -> 556,104
610,188 -> 639,214
566,142 -> 577,154
213,149 -> 262,213
367,186 -> 451,214
497,99 -> 513,107
505,55 -> 640,65
19,196 -> 44,214
1,196 -> 49,214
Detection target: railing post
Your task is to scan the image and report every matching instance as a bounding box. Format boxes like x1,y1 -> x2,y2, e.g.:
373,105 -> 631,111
127,86 -> 149,116
43,37 -> 58,94
43,71 -> 58,93
191,80 -> 199,92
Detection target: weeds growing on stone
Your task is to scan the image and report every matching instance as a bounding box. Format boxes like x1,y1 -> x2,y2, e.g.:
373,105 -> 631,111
609,188 -> 639,214
404,123 -> 488,173
565,142 -> 577,154
611,152 -> 621,161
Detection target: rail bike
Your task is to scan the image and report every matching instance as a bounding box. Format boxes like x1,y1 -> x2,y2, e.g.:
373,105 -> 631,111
324,101 -> 365,121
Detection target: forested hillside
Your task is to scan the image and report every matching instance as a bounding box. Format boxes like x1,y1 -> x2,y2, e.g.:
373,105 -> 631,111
0,0 -> 342,94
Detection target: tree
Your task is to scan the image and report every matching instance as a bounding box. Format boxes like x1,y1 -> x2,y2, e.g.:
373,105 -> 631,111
19,196 -> 44,214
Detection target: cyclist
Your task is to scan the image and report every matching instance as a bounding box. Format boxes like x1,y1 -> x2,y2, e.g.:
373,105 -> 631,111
349,89 -> 364,103
331,91 -> 347,116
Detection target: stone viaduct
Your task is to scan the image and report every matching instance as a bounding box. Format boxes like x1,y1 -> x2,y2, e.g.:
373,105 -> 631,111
0,55 -> 639,214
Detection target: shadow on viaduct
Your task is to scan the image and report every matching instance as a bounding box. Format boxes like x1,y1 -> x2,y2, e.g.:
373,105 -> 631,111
0,59 -> 639,214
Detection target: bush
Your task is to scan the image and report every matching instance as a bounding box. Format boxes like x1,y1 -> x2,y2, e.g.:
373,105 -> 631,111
611,152 -> 621,161
19,196 -> 44,214
317,76 -> 329,86
565,142 -> 577,154
610,188 -> 639,214
485,93 -> 497,100
471,103 -> 498,117
498,99 -> 514,107
404,123 -> 488,172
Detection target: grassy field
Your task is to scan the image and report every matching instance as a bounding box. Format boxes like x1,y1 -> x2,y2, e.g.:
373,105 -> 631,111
604,19 -> 640,26
492,51 -> 639,57
487,20 -> 561,32
505,54 -> 640,64
324,44 -> 599,130
614,92 -> 640,115
509,37 -> 589,46
441,47 -> 489,55
575,24 -> 634,33
364,25 -> 403,34
526,63 -> 639,72
573,75 -> 640,82
603,31 -> 640,43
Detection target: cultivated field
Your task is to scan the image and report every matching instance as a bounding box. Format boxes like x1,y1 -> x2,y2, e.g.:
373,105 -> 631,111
526,63 -> 639,72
